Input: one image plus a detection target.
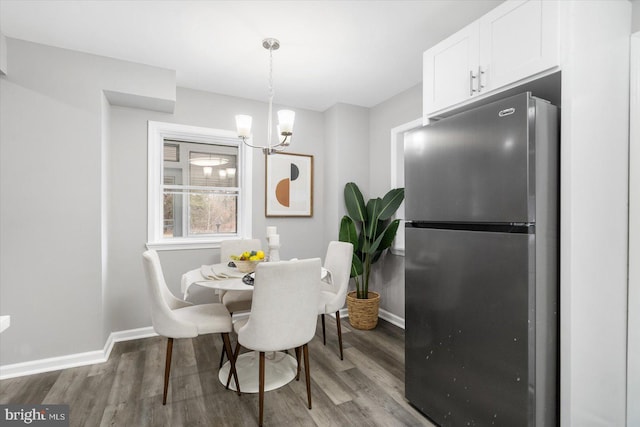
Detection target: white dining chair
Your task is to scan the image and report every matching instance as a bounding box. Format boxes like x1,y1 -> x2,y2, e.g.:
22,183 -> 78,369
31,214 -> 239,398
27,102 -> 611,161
318,241 -> 354,360
215,239 -> 262,368
142,250 -> 241,404
231,258 -> 321,426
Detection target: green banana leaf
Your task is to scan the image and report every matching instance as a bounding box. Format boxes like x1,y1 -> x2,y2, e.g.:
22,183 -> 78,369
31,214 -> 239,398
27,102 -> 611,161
378,188 -> 405,221
344,182 -> 366,223
339,216 -> 358,248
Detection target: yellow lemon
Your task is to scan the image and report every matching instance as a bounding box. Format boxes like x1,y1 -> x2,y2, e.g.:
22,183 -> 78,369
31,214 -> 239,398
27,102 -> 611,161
256,250 -> 265,259
249,255 -> 259,261
242,251 -> 251,260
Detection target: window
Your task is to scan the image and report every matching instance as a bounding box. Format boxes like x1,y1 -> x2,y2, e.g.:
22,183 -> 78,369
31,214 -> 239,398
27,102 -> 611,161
147,121 -> 253,250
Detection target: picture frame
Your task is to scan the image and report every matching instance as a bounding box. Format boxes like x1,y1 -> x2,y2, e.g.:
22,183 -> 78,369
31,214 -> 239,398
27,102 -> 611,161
265,152 -> 313,217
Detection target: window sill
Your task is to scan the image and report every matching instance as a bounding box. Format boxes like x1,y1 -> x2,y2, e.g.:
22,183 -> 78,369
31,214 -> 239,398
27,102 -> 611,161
146,240 -> 223,251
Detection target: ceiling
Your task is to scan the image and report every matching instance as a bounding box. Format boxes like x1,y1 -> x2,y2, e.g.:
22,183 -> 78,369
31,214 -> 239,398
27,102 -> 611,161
0,0 -> 503,112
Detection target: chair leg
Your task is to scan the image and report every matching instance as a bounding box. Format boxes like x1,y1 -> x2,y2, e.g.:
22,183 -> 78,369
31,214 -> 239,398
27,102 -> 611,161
163,338 -> 173,405
335,311 -> 344,360
303,343 -> 312,409
222,333 -> 241,395
219,338 -> 226,368
321,314 -> 326,345
295,347 -> 301,381
226,340 -> 242,389
219,312 -> 233,368
259,351 -> 265,427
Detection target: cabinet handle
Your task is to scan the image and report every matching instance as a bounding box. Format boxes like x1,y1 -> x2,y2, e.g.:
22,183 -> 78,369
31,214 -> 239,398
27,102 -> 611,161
469,70 -> 477,96
478,66 -> 486,92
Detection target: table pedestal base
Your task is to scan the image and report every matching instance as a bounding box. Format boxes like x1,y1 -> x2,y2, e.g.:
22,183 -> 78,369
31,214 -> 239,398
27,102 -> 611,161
219,351 -> 297,393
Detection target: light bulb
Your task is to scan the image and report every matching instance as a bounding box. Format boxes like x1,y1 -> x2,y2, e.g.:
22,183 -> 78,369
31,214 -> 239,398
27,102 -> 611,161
277,110 -> 295,135
235,115 -> 252,138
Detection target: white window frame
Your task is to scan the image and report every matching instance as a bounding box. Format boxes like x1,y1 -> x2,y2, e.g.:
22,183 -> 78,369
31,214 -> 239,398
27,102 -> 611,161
147,121 -> 253,250
390,118 -> 423,256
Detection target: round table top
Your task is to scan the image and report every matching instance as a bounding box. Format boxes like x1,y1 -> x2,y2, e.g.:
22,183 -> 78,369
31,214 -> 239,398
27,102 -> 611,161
181,263 -> 331,298
182,263 -> 252,295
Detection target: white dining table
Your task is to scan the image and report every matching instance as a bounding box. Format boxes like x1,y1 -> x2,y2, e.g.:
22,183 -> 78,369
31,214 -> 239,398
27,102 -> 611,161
181,263 -> 251,299
180,262 -> 330,393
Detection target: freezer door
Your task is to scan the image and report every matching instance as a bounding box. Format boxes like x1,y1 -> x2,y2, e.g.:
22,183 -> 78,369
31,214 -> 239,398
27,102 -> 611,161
405,228 -> 535,426
405,92 -> 534,223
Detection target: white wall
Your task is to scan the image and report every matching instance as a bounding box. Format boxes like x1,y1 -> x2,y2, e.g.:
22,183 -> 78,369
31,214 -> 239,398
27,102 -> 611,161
0,32 -> 7,75
322,103 -> 370,253
559,2 -> 631,425
0,38 -> 175,365
367,84 -> 422,317
632,0 -> 640,32
322,104 -> 340,251
628,29 -> 640,427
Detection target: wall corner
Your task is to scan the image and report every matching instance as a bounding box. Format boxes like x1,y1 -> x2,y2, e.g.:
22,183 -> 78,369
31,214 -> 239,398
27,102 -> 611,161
1,32 -> 8,76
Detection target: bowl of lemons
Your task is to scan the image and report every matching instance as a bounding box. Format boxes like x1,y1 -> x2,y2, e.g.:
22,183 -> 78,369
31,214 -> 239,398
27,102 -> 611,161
231,250 -> 265,273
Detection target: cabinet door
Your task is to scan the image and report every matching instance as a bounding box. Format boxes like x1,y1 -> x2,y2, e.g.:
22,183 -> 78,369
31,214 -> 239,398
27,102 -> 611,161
479,0 -> 558,91
423,21 -> 479,115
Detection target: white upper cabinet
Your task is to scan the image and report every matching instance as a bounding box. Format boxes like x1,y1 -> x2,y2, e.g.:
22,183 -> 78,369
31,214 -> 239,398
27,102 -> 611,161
423,22 -> 480,115
479,0 -> 558,91
423,0 -> 559,118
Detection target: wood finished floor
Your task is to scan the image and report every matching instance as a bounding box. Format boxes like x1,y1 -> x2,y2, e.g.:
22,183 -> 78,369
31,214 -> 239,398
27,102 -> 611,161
0,318 -> 435,427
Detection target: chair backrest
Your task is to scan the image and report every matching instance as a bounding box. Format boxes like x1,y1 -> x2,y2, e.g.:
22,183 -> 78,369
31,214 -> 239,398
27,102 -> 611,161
220,239 -> 262,263
323,241 -> 354,308
239,258 -> 321,352
142,250 -> 197,338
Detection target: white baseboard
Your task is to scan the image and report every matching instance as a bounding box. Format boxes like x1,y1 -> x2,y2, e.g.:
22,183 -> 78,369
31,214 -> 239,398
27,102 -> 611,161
378,309 -> 405,329
0,326 -> 156,380
0,348 -> 107,381
337,307 -> 405,329
0,307 -> 405,380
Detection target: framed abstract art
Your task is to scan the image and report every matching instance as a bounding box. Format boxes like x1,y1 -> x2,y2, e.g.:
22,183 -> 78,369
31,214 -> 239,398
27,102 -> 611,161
265,152 -> 313,217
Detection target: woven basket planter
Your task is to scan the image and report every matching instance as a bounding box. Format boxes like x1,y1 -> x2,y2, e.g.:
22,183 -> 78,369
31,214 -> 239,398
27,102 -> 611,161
346,291 -> 380,330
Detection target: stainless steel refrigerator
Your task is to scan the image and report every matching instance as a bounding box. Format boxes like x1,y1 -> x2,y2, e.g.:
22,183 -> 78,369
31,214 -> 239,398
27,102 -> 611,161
404,92 -> 558,426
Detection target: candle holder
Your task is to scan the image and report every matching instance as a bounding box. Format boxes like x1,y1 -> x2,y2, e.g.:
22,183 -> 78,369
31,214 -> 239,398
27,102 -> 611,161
266,231 -> 280,262
268,243 -> 280,262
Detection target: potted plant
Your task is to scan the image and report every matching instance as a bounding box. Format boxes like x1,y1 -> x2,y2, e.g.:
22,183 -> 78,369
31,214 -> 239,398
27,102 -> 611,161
339,182 -> 404,329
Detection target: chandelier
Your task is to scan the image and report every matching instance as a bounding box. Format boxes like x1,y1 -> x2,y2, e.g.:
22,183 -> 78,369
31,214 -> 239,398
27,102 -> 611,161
235,38 -> 295,155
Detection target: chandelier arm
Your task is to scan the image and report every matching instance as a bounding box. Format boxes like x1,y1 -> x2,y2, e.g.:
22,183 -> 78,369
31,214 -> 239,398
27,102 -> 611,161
240,135 -> 290,150
240,137 -> 271,150
272,135 -> 290,147
265,137 -> 289,151
266,145 -> 287,154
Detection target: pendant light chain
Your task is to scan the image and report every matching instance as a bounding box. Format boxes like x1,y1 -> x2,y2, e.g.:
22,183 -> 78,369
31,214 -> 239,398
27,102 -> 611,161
267,44 -> 274,149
